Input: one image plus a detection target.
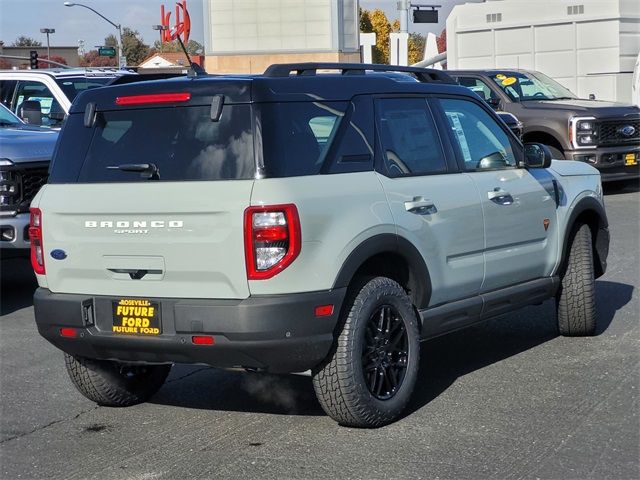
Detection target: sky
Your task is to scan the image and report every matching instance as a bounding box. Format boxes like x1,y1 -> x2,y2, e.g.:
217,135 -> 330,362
0,0 -> 479,51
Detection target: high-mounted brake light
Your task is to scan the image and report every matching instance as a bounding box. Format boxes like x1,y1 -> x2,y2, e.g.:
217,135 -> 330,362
244,204 -> 301,280
29,208 -> 45,275
115,92 -> 191,106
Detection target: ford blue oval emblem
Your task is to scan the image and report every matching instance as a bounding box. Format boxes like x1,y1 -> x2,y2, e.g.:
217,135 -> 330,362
50,249 -> 67,260
619,125 -> 636,137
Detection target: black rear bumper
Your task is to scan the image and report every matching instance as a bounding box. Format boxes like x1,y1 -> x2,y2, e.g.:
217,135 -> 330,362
34,288 -> 346,373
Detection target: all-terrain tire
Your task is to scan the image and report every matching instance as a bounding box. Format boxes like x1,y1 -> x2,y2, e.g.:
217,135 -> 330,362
312,277 -> 420,428
64,354 -> 171,407
556,223 -> 597,336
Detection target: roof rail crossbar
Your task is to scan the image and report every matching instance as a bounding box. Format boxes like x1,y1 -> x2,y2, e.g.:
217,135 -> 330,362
263,62 -> 455,84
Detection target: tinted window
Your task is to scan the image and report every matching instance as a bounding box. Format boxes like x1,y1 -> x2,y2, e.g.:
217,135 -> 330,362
55,77 -> 111,102
324,95 -> 374,175
14,81 -> 64,127
0,80 -> 17,110
0,104 -> 22,126
377,98 -> 446,176
260,102 -> 346,177
440,98 -> 516,171
50,104 -> 255,183
457,77 -> 499,104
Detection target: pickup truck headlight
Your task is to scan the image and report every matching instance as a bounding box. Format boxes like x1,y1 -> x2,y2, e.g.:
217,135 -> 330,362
570,117 -> 597,149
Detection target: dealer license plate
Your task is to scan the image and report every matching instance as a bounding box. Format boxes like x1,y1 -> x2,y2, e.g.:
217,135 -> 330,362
112,299 -> 161,335
625,153 -> 638,166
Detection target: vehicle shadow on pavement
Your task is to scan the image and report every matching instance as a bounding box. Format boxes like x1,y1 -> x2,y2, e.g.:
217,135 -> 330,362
405,279 -> 632,418
151,280 -> 632,420
0,259 -> 37,316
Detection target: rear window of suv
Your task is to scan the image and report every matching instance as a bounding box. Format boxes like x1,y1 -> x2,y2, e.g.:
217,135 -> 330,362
49,104 -> 255,183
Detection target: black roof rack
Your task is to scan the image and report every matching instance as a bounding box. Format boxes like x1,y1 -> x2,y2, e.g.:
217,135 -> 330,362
263,62 -> 455,84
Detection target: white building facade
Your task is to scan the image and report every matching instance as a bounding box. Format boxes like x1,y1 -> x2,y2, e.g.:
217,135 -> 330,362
446,0 -> 640,103
201,0 -> 360,73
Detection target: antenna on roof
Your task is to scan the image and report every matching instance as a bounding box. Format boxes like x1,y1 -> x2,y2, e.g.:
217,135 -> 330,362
175,35 -> 205,78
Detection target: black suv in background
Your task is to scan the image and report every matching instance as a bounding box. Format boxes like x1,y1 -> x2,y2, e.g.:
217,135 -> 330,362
449,69 -> 640,182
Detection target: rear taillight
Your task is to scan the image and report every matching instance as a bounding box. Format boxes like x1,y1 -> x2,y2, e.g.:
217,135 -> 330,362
244,204 -> 301,280
29,207 -> 45,275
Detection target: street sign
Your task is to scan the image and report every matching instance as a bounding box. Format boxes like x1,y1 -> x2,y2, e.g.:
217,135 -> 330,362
98,47 -> 116,57
413,9 -> 438,23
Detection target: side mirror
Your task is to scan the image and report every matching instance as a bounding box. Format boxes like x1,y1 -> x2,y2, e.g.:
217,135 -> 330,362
486,97 -> 501,110
49,102 -> 66,123
524,143 -> 552,169
18,100 -> 42,125
589,93 -> 596,100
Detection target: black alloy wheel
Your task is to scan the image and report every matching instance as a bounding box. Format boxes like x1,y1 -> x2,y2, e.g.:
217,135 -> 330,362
312,276 -> 420,427
362,304 -> 408,400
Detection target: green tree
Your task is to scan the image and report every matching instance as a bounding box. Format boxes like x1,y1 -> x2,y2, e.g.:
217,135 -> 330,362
152,39 -> 204,55
11,36 -> 42,47
104,34 -> 118,48
103,28 -> 150,66
359,7 -> 373,33
79,50 -> 117,67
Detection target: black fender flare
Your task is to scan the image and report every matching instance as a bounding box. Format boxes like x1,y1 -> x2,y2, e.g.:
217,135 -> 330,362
560,196 -> 609,278
332,234 -> 432,309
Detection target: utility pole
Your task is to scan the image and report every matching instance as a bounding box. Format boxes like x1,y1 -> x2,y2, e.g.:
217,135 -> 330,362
398,0 -> 410,33
152,25 -> 169,53
40,28 -> 55,60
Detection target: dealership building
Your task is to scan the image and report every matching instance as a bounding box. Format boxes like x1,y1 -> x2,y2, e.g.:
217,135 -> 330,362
446,0 -> 640,103
201,0 -> 360,73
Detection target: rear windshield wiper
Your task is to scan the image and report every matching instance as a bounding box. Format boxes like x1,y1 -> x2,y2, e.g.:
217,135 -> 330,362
107,163 -> 160,180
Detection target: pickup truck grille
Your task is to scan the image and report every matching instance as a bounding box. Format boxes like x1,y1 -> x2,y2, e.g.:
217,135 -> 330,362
598,119 -> 640,146
0,162 -> 49,215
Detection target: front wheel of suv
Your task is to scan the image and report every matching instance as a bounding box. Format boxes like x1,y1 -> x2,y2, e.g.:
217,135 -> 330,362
556,223 -> 597,336
312,277 -> 420,428
64,354 -> 171,407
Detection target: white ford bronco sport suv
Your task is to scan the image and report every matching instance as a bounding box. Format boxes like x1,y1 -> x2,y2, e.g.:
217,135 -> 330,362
31,63 -> 609,427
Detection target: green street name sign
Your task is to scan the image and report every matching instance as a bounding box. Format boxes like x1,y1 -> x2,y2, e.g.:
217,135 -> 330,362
98,47 -> 117,57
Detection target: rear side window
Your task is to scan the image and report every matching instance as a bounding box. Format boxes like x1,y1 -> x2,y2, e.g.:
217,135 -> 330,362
50,104 -> 255,183
260,102 -> 346,177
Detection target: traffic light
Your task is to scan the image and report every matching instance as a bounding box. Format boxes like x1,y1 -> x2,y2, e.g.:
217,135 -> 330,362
30,50 -> 38,69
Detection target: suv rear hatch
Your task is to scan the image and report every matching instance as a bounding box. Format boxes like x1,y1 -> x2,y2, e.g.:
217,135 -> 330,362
36,81 -> 256,299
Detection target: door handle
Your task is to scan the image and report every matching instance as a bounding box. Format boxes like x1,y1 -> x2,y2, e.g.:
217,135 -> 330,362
404,197 -> 437,215
487,188 -> 514,205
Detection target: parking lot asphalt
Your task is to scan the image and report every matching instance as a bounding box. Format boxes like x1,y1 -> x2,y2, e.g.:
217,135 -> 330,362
1,183 -> 638,480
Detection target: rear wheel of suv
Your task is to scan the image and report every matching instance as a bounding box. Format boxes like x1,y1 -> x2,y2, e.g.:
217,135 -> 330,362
556,223 -> 597,336
312,277 -> 420,428
64,354 -> 171,407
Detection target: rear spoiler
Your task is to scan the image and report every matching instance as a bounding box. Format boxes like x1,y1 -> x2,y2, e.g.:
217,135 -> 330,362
107,73 -> 187,86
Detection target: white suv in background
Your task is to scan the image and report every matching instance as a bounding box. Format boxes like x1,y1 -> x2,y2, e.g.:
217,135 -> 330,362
0,68 -> 131,127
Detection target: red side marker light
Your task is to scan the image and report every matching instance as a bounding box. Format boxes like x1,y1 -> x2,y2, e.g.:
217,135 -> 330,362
115,92 -> 191,106
192,335 -> 215,345
60,327 -> 78,338
314,305 -> 334,317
